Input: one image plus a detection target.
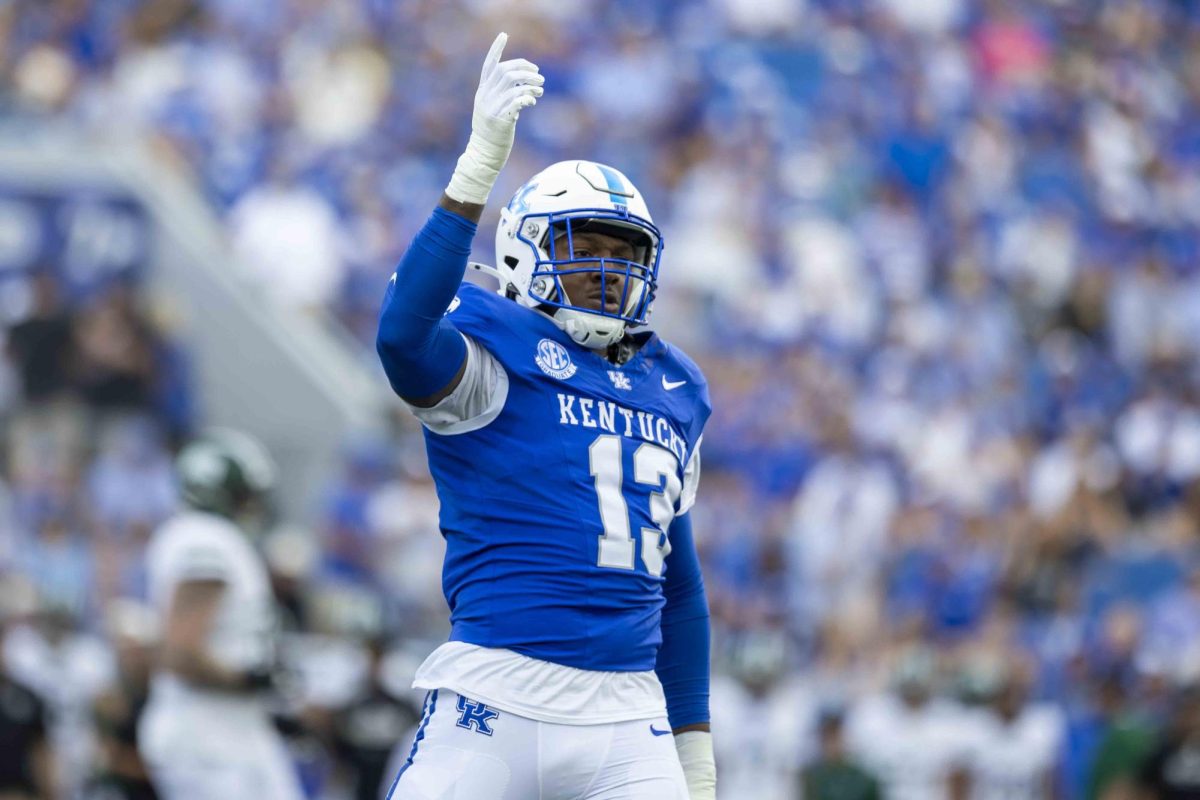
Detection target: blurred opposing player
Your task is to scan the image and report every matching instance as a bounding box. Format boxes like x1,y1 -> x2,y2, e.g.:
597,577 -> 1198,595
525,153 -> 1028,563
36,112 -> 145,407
376,32 -> 714,800
710,630 -> 815,799
959,657 -> 1064,800
845,649 -> 975,800
138,430 -> 303,800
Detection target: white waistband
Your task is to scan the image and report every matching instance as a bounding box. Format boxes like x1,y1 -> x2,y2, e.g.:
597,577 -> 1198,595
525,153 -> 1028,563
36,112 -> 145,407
412,642 -> 667,725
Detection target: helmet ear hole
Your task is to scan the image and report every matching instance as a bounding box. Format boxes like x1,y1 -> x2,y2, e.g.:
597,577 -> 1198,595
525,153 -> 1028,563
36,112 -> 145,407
504,256 -> 520,269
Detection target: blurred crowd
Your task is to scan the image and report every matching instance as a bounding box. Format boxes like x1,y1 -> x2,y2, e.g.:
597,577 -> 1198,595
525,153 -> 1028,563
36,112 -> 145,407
2,0 -> 1200,797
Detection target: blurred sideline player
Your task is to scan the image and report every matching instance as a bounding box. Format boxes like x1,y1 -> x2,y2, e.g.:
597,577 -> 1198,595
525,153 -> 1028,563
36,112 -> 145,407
138,430 -> 303,800
376,33 -> 715,800
710,631 -> 814,798
846,649 -> 973,800
958,656 -> 1063,800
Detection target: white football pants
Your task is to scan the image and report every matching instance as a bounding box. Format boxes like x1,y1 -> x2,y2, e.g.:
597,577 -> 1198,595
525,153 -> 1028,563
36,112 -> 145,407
386,691 -> 689,800
138,693 -> 305,800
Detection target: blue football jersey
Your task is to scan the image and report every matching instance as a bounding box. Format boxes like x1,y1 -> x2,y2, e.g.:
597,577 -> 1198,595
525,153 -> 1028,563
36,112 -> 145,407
420,282 -> 711,673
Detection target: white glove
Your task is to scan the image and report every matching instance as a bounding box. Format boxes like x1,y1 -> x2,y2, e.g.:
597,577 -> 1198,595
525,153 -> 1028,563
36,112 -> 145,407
445,32 -> 544,205
675,731 -> 716,800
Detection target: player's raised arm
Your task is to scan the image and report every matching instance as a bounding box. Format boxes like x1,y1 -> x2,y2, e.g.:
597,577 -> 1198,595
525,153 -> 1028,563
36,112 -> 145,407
376,32 -> 542,406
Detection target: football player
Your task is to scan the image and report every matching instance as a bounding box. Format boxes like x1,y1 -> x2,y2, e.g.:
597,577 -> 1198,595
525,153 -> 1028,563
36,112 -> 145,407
376,32 -> 715,800
138,429 -> 303,800
958,656 -> 1063,800
845,649 -> 974,800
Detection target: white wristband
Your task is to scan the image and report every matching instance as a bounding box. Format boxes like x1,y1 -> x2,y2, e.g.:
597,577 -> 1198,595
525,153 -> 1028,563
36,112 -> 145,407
675,730 -> 716,800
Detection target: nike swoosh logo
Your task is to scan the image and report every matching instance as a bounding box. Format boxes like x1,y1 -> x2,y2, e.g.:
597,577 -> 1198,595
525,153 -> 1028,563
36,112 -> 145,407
661,376 -> 686,391
650,724 -> 671,736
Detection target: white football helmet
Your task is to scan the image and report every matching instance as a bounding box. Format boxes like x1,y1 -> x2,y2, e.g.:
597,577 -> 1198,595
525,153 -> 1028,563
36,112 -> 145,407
487,160 -> 663,349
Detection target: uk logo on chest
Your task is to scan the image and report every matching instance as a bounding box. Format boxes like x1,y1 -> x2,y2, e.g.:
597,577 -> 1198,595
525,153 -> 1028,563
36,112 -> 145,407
608,371 -> 632,390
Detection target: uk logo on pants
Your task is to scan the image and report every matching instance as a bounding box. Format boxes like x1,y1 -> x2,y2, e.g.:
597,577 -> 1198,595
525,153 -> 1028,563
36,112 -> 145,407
456,695 -> 500,736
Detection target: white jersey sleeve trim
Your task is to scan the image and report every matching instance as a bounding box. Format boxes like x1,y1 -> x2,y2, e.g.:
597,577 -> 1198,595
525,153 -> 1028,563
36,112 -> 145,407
404,333 -> 509,435
677,438 -> 702,515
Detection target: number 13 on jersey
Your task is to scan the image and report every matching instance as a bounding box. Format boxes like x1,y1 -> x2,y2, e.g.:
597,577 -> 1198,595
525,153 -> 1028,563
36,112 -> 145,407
588,434 -> 680,576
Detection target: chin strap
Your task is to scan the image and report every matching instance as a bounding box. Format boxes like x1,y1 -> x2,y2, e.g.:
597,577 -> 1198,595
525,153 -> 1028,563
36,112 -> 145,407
468,261 -> 504,281
468,261 -> 521,300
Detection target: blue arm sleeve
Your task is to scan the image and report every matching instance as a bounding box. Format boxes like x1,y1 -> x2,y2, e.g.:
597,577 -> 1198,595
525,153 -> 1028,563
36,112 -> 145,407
655,512 -> 711,729
376,207 -> 476,400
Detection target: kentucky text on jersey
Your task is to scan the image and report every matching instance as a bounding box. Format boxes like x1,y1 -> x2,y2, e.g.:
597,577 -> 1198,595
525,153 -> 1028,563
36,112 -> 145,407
556,392 -> 688,465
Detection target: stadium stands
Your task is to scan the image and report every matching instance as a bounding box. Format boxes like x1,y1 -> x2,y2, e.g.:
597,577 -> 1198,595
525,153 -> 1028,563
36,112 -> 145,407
3,0 -> 1200,797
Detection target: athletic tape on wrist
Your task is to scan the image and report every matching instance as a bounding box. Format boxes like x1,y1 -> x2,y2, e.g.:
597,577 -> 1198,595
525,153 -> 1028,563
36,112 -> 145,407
445,125 -> 513,205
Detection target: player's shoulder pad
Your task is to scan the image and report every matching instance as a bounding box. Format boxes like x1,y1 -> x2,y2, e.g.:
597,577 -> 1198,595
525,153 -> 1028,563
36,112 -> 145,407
149,512 -> 239,574
158,511 -> 241,547
445,280 -> 527,344
661,341 -> 710,401
448,280 -> 506,315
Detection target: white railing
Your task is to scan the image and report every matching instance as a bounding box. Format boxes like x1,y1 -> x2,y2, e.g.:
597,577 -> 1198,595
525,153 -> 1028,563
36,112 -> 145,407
0,132 -> 389,522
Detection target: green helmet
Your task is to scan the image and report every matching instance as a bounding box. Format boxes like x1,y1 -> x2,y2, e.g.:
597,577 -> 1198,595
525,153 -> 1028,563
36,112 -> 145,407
176,428 -> 277,519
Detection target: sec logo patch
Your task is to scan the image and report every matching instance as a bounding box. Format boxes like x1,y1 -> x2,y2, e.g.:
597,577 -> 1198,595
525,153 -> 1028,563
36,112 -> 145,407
535,339 -> 576,380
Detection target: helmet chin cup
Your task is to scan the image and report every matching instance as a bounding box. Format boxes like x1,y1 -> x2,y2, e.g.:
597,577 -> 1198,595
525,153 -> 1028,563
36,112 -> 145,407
558,308 -> 625,349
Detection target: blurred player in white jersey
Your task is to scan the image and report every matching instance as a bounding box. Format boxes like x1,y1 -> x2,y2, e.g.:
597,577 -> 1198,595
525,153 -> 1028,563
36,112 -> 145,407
710,631 -> 815,800
959,656 -> 1064,800
846,648 -> 974,800
138,429 -> 303,800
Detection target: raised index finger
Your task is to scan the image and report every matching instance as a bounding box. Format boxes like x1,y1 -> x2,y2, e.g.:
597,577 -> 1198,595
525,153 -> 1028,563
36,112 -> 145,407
481,32 -> 508,80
